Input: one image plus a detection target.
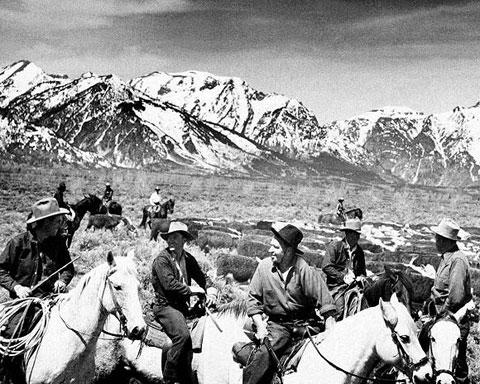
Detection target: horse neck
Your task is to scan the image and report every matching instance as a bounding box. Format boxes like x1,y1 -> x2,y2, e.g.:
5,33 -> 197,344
318,308 -> 384,377
72,198 -> 90,220
59,267 -> 109,339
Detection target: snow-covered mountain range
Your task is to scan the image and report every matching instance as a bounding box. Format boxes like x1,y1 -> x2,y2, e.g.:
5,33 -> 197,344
1,60 -> 479,186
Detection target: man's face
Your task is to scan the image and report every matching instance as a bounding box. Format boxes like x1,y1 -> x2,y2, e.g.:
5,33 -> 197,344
166,232 -> 186,252
345,230 -> 360,247
435,234 -> 452,254
38,214 -> 65,238
269,237 -> 284,265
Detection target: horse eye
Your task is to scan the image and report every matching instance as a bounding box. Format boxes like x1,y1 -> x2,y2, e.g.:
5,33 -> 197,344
400,335 -> 410,343
113,284 -> 122,291
430,336 -> 436,343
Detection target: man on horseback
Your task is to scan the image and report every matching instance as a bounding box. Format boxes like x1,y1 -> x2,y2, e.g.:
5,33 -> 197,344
0,197 -> 76,383
53,181 -> 68,210
241,223 -> 337,384
335,198 -> 345,221
151,221 -> 216,384
321,218 -> 367,320
430,218 -> 472,384
103,182 -> 113,206
149,186 -> 162,215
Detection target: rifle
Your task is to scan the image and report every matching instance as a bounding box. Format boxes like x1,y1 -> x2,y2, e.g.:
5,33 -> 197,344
30,255 -> 80,293
263,337 -> 284,384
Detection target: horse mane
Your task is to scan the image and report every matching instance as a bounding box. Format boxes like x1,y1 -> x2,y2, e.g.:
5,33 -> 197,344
215,297 -> 248,318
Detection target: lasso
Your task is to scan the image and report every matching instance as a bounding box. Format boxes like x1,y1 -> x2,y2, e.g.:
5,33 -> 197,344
0,298 -> 50,357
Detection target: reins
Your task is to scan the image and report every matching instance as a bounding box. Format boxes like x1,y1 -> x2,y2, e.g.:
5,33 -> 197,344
305,315 -> 428,384
58,270 -> 129,340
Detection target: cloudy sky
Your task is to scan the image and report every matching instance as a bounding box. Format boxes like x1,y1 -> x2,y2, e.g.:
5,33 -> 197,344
1,0 -> 479,123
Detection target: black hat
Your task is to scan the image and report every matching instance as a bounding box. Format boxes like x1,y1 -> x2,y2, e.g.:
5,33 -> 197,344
270,223 -> 304,255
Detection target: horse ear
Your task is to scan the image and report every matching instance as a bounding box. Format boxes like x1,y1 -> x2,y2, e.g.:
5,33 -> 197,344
390,292 -> 400,306
380,298 -> 398,328
107,251 -> 116,267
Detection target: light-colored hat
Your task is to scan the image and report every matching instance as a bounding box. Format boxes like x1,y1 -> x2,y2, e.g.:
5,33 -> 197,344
340,218 -> 362,233
26,197 -> 69,224
430,218 -> 461,241
160,221 -> 194,241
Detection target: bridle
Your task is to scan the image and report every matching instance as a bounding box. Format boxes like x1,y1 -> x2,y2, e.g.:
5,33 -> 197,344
385,319 -> 429,382
306,315 -> 429,383
58,269 -> 129,339
427,316 -> 459,379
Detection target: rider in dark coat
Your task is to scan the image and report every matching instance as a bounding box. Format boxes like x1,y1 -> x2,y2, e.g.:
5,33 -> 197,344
322,218 -> 366,319
0,197 -> 75,384
103,183 -> 113,204
53,182 -> 68,210
151,221 -> 216,384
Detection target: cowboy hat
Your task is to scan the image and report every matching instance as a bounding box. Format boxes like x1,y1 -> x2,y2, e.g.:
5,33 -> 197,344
26,197 -> 69,224
340,218 -> 362,233
430,218 -> 461,241
270,222 -> 304,255
160,221 -> 194,241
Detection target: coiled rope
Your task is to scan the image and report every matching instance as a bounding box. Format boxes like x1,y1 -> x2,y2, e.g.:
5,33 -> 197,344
0,298 -> 50,357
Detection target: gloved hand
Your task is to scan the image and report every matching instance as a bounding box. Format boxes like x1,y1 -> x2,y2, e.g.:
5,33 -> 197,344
255,324 -> 268,344
14,284 -> 31,299
54,280 -> 67,293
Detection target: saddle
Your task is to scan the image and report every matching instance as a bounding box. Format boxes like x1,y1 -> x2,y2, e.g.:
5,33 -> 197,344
232,318 -> 324,377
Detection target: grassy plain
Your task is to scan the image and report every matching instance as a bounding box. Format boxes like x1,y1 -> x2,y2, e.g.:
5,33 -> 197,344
1,164 -> 480,381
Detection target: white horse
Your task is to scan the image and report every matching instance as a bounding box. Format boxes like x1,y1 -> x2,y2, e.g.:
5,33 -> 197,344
23,252 -> 146,384
94,315 -> 170,383
420,300 -> 475,384
195,293 -> 433,384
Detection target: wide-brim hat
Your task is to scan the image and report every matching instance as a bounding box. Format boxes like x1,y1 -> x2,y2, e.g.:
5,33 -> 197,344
340,218 -> 362,233
160,221 -> 194,241
270,223 -> 304,255
26,197 -> 69,224
430,218 -> 461,241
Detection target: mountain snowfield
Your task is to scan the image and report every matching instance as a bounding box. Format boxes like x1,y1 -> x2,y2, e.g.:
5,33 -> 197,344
1,60 -> 480,185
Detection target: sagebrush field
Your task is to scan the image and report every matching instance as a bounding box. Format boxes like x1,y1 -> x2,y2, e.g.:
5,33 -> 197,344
1,164 -> 480,382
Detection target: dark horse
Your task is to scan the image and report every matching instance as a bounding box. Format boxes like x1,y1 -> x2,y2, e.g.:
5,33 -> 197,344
139,199 -> 175,229
99,201 -> 122,216
363,265 -> 414,315
61,194 -> 103,247
318,207 -> 363,225
339,265 -> 413,320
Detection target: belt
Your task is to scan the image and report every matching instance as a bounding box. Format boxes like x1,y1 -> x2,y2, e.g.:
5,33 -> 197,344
268,314 -> 306,324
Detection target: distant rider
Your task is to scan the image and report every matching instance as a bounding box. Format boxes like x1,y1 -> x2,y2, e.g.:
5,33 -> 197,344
103,183 -> 113,205
336,198 -> 345,220
53,182 -> 69,210
149,186 -> 162,213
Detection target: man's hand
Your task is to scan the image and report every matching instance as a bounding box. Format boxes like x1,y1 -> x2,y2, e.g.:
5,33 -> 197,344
325,315 -> 336,331
205,287 -> 218,308
54,280 -> 67,293
252,313 -> 268,344
343,272 -> 355,285
14,285 -> 31,298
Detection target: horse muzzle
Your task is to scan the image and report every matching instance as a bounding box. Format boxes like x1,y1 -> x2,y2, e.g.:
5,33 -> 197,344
127,324 -> 146,340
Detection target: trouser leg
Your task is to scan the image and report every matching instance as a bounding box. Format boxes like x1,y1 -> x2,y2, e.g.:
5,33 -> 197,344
154,306 -> 193,384
242,322 -> 291,384
454,320 -> 470,384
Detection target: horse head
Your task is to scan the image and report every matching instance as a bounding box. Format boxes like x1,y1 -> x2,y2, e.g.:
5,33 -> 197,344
428,314 -> 460,384
88,194 -> 103,214
377,293 -> 433,383
103,251 -> 146,340
384,265 -> 414,315
166,198 -> 175,214
422,300 -> 474,384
